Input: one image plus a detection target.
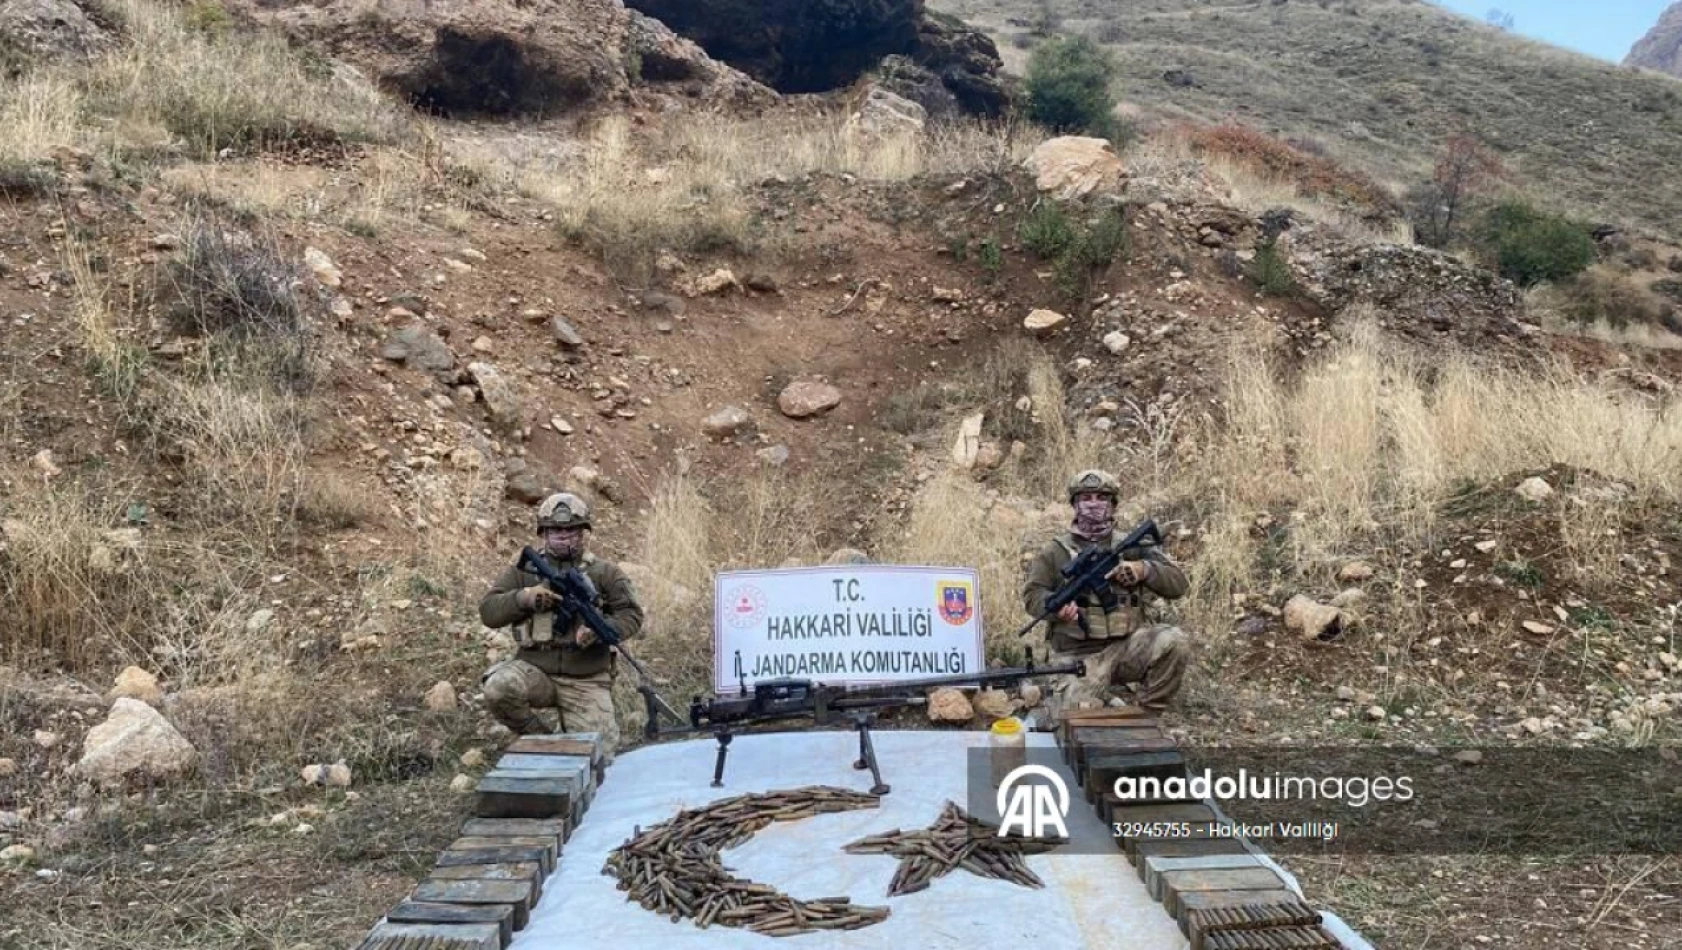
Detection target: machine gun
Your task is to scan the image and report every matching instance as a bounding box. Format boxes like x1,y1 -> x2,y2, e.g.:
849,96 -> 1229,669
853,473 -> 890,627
516,546 -> 687,731
1014,519 -> 1163,640
671,656 -> 1086,795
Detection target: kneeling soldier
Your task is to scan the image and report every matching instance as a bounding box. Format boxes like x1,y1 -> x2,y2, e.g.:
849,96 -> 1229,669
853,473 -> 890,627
478,492 -> 643,758
1022,470 -> 1191,724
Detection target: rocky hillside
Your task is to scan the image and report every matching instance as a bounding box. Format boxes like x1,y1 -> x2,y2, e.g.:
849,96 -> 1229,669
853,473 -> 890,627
1628,1 -> 1682,77
940,0 -> 1682,237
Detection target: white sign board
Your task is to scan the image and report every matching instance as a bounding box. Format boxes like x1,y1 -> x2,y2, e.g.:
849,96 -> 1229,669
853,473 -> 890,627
713,565 -> 985,693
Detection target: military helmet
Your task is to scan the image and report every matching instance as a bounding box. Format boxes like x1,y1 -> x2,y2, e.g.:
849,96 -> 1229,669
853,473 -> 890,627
536,492 -> 592,530
1067,469 -> 1121,504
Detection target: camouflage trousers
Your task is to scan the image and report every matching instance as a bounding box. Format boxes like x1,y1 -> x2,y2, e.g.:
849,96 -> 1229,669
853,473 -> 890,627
1037,623 -> 1190,727
480,660 -> 620,760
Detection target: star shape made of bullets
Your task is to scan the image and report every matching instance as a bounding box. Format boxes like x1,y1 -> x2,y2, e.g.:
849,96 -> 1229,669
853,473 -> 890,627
843,801 -> 1067,897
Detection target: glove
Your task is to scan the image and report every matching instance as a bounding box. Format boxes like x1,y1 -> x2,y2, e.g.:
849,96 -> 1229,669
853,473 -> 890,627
1108,560 -> 1151,587
517,585 -> 560,612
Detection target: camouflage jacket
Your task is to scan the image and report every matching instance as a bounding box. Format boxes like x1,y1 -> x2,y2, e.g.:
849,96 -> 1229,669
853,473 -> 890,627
478,550 -> 644,678
1021,530 -> 1188,654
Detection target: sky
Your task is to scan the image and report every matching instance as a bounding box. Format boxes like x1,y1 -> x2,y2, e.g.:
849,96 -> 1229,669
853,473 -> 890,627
1430,0 -> 1672,63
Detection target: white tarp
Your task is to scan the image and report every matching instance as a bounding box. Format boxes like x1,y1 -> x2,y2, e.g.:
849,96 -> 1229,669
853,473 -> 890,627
713,566 -> 985,692
514,730 -> 1193,950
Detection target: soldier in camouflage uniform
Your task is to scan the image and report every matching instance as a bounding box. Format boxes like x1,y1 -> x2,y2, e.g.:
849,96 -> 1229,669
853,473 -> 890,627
479,492 -> 643,758
1022,470 -> 1191,725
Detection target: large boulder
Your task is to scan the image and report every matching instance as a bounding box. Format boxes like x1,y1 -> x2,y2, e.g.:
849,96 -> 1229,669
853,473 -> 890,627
227,0 -> 771,116
846,84 -> 926,136
75,698 -> 198,785
910,13 -> 1014,117
623,0 -> 920,93
1024,137 -> 1128,200
0,0 -> 115,70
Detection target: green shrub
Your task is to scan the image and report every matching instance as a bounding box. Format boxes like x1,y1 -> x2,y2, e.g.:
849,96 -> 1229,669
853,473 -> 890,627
1019,201 -> 1074,259
1250,237 -> 1296,296
1477,199 -> 1595,287
1024,35 -> 1119,137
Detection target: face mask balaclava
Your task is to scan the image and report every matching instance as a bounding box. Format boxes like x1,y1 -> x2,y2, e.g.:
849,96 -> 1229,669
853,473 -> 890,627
1071,495 -> 1116,541
543,528 -> 586,561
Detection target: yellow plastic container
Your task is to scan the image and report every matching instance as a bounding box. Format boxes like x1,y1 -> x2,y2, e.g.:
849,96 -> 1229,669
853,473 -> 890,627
990,715 -> 1027,786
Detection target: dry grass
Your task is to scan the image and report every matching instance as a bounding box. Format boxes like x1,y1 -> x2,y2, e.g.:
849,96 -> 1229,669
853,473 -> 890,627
512,112 -> 1038,276
1124,130 -> 1412,245
879,315 -> 1682,671
0,73 -> 82,190
63,241 -> 147,405
81,0 -> 406,158
0,0 -> 406,179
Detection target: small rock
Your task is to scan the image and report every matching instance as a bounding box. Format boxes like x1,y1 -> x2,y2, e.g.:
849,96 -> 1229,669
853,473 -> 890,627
469,362 -> 524,429
952,412 -> 985,468
75,699 -> 197,784
1452,750 -> 1484,765
424,681 -> 458,711
1521,717 -> 1546,735
34,730 -> 59,749
702,406 -> 752,439
1283,594 -> 1346,642
151,234 -> 182,250
932,286 -> 963,303
1338,561 -> 1374,582
1023,308 -> 1067,336
1515,477 -> 1554,503
1235,616 -> 1269,637
1102,331 -> 1131,355
777,380 -> 842,419
108,666 -> 163,704
1366,705 -> 1387,721
973,442 -> 1004,471
326,761 -> 352,787
1,844 -> 36,866
246,609 -> 275,634
505,469 -> 549,504
756,444 -> 790,466
29,449 -> 60,479
973,689 -> 1015,720
1019,684 -> 1043,707
471,335 -> 494,353
683,268 -> 739,297
551,317 -> 584,348
301,763 -> 326,785
460,748 -> 485,768
928,688 -> 974,724
1329,588 -> 1366,609
744,273 -> 780,294
550,416 -> 575,435
640,291 -> 686,316
380,325 -> 454,372
303,247 -> 341,288
450,773 -> 476,793
444,258 -> 474,273
1522,621 -> 1556,635
1336,686 -> 1356,701
0,758 -> 16,777
0,810 -> 19,830
1474,539 -> 1499,553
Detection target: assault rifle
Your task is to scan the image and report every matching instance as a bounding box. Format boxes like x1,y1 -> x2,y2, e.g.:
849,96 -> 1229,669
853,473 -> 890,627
1014,518 -> 1163,640
667,656 -> 1086,795
516,546 -> 687,730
